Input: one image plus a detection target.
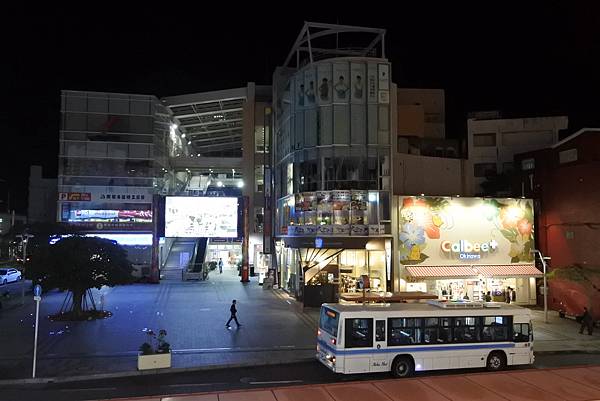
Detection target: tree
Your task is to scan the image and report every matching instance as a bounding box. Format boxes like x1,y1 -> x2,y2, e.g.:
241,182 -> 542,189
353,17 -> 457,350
27,236 -> 133,319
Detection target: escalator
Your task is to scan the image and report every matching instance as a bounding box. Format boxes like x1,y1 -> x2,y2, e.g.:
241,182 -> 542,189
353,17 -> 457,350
189,238 -> 208,272
161,238 -> 208,280
161,239 -> 197,280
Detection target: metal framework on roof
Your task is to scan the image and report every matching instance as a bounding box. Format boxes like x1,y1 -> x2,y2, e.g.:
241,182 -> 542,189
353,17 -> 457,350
283,21 -> 387,68
161,88 -> 247,157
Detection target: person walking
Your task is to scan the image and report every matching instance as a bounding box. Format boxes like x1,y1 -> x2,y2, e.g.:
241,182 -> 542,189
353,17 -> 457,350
505,287 -> 511,304
579,307 -> 594,335
218,258 -> 223,274
485,291 -> 492,302
226,299 -> 241,328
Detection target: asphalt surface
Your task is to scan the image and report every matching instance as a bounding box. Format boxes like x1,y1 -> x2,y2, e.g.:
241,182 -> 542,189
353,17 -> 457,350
0,352 -> 598,401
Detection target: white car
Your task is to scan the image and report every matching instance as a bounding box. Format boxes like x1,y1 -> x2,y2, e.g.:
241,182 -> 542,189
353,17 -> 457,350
0,268 -> 22,285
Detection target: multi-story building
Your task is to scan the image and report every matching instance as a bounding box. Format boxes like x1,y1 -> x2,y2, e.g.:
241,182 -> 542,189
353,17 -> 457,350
161,84 -> 272,279
28,165 -> 57,224
58,90 -> 180,277
467,113 -> 568,196
272,22 -> 394,305
514,128 -> 600,318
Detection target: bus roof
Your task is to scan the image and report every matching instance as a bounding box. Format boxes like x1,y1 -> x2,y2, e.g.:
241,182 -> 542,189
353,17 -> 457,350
322,302 -> 531,315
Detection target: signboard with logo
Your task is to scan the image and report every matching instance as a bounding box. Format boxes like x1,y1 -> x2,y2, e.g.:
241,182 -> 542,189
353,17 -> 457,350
398,196 -> 535,266
59,192 -> 91,201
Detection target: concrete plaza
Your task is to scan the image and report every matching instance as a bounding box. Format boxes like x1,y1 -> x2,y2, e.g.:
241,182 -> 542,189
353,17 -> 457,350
0,264 -> 598,382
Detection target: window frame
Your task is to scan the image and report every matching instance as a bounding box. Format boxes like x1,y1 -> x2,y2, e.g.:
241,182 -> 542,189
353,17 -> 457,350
345,318 -> 373,349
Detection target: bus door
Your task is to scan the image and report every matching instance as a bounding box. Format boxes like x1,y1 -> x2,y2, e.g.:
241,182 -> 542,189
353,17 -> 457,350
343,318 -> 373,373
371,319 -> 389,372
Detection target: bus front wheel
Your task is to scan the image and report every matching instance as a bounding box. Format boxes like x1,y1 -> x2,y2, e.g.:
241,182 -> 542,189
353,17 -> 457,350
391,356 -> 414,378
486,351 -> 506,371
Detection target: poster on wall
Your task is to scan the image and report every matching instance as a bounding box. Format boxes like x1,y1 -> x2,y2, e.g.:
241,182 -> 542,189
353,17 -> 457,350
304,68 -> 317,107
398,196 -> 535,265
165,197 -> 238,238
332,63 -> 350,104
317,63 -> 332,105
350,63 -> 366,104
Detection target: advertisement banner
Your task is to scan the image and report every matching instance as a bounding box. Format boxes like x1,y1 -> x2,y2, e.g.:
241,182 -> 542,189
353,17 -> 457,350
398,196 -> 535,266
333,63 -> 350,104
350,63 -> 367,105
317,64 -> 332,106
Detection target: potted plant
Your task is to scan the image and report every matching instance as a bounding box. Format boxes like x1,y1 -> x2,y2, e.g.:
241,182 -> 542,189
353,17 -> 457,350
137,328 -> 171,370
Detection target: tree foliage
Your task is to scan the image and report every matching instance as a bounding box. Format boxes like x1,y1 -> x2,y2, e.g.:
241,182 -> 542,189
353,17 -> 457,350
27,236 -> 134,317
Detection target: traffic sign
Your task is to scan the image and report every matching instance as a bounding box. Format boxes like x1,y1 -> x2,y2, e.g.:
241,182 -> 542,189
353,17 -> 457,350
33,285 -> 42,297
33,296 -> 41,302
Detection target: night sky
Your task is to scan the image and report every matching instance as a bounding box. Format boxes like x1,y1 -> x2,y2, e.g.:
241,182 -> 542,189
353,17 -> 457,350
2,4 -> 599,213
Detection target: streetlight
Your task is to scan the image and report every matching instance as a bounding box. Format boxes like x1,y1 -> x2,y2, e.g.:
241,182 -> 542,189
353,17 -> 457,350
531,249 -> 551,323
16,233 -> 34,306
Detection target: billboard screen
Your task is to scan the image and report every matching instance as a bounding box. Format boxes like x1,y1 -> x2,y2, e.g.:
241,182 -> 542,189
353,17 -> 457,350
165,197 -> 238,238
398,196 -> 535,265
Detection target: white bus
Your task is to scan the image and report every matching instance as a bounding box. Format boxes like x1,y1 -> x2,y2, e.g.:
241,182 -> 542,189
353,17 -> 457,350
317,300 -> 533,377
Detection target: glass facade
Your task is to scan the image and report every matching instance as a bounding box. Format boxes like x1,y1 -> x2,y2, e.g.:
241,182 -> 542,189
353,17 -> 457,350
58,90 -> 179,232
274,58 -> 393,301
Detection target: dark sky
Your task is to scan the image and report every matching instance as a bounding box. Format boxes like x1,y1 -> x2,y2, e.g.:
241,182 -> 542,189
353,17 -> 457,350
2,3 -> 600,213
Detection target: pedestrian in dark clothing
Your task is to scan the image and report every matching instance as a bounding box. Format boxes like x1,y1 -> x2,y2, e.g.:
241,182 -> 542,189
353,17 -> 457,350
218,258 -> 223,274
485,291 -> 492,302
579,307 -> 594,335
226,299 -> 241,328
505,287 -> 511,304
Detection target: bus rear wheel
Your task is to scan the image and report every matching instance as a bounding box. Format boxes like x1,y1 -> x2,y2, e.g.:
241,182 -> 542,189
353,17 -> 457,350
486,351 -> 506,372
391,356 -> 414,378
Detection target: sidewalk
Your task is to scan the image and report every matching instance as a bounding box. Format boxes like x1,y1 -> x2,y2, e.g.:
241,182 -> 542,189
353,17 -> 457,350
0,266 -> 318,383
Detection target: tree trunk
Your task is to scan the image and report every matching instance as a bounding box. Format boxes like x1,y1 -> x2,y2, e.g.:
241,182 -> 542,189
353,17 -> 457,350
71,289 -> 84,318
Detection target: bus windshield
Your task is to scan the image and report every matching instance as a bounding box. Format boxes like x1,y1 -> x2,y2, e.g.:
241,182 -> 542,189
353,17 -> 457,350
319,307 -> 339,337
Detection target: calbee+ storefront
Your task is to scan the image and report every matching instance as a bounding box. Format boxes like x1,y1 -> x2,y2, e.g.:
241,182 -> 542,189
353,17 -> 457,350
397,196 -> 542,305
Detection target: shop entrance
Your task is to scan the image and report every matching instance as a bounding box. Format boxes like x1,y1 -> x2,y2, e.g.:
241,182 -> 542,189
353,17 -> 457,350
205,240 -> 242,279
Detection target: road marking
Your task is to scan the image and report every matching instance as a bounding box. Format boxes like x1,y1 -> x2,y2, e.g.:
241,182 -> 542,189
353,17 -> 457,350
60,387 -> 117,392
249,380 -> 303,385
286,300 -> 291,304
165,383 -> 227,388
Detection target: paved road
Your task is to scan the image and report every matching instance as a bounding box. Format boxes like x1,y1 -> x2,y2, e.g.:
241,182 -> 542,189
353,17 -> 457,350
1,353 -> 598,401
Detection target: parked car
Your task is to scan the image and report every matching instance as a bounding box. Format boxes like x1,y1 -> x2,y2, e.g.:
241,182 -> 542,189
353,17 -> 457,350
0,268 -> 22,285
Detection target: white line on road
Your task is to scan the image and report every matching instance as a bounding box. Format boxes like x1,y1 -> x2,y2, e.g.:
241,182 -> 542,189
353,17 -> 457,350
165,383 -> 227,388
286,300 -> 291,304
60,387 -> 117,392
249,380 -> 303,385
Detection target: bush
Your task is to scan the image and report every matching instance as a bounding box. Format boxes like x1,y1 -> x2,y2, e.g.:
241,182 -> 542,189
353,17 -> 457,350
139,342 -> 154,355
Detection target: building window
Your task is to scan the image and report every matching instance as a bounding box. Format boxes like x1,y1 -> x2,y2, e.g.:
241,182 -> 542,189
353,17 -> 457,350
255,165 -> 264,193
474,163 -> 497,178
502,162 -> 515,174
473,133 -> 496,147
521,158 -> 535,171
559,148 -> 578,164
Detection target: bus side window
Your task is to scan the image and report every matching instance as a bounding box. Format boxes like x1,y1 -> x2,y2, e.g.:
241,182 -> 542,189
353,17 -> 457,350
513,323 -> 530,342
375,320 -> 385,342
345,318 -> 373,348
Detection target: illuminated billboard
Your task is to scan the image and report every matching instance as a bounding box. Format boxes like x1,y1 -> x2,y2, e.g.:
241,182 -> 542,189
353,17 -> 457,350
165,197 -> 238,238
398,196 -> 535,265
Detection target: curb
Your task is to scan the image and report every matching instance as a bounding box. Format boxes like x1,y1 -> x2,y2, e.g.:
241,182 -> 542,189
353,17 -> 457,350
0,356 -> 317,387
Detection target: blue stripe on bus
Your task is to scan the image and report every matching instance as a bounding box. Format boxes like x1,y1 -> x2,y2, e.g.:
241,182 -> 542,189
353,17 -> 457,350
317,339 -> 515,356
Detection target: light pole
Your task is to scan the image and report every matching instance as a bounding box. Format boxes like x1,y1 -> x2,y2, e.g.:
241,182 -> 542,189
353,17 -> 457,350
531,249 -> 551,323
17,233 -> 35,306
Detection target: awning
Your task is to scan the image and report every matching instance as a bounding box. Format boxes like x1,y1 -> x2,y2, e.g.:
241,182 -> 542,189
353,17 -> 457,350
474,264 -> 543,277
405,265 -> 478,279
405,264 -> 543,279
